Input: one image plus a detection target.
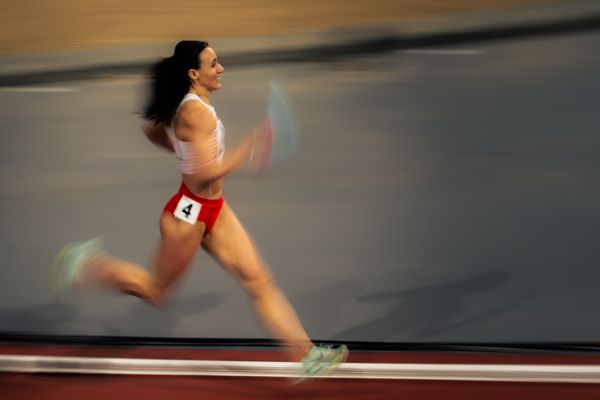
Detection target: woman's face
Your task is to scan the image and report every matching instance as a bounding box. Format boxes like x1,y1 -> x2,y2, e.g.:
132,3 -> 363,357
191,46 -> 224,92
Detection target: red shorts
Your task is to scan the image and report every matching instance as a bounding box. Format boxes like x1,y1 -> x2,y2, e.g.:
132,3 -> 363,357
163,183 -> 224,235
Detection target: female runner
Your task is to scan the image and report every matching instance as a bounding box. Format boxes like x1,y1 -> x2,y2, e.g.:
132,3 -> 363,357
53,40 -> 347,380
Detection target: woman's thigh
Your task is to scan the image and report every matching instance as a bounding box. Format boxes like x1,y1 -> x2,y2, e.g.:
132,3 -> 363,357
201,201 -> 270,284
154,212 -> 205,287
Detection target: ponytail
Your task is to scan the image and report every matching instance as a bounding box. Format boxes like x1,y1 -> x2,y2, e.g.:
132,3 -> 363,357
143,40 -> 209,124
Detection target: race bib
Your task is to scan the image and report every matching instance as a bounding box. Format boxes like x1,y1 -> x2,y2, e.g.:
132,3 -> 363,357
173,195 -> 201,224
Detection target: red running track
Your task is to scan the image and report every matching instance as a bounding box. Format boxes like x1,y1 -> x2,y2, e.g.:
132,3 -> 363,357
1,343 -> 600,400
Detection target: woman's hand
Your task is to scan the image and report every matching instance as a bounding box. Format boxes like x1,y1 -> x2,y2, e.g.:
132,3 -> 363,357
246,118 -> 273,178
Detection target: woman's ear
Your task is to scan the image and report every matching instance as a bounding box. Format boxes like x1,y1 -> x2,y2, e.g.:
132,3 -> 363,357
188,68 -> 199,81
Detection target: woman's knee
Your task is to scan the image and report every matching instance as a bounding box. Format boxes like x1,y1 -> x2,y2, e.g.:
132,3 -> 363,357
237,261 -> 277,298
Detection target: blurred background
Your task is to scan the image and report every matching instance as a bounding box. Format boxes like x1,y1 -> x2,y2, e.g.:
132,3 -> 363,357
1,0 -> 600,344
1,0 -> 554,53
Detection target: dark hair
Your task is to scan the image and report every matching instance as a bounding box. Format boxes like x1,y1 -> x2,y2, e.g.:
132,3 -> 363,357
143,40 -> 209,124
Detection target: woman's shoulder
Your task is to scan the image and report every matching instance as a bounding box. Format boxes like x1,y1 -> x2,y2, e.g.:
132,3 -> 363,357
173,101 -> 217,139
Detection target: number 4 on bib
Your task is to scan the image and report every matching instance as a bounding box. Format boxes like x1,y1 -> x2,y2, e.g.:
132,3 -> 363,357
174,195 -> 201,224
182,204 -> 193,217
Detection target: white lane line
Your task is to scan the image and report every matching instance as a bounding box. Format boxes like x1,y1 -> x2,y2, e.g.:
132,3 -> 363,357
401,49 -> 487,55
1,355 -> 599,383
0,86 -> 80,93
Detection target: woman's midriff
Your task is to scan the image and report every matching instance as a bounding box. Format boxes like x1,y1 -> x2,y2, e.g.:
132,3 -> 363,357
181,174 -> 224,200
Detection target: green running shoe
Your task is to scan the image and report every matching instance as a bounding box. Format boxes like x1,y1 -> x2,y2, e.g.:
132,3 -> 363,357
51,237 -> 103,297
296,344 -> 349,383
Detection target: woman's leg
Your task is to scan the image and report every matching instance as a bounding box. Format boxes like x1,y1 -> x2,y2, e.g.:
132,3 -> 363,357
77,213 -> 204,305
201,201 -> 313,361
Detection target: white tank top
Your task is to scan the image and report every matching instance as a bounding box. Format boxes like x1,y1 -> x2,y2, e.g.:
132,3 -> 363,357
167,93 -> 225,174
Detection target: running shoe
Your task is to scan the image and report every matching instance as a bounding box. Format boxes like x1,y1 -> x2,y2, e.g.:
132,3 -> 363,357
51,237 -> 103,297
295,344 -> 349,383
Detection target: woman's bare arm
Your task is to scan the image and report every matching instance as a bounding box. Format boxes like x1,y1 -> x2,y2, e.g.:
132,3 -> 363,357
142,121 -> 174,152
